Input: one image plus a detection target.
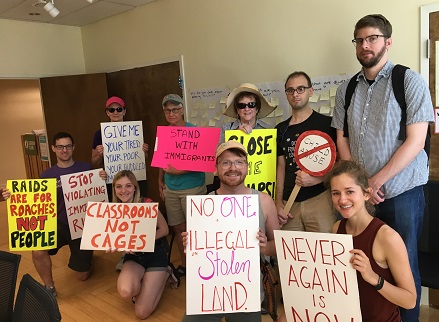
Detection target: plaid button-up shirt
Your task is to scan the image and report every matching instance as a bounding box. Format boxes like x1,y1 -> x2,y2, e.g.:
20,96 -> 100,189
332,61 -> 434,198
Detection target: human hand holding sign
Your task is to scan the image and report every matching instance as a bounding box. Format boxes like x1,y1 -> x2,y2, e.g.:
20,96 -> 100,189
283,130 -> 336,215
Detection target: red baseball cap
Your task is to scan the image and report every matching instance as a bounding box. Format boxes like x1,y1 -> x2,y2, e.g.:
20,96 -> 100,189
106,96 -> 125,108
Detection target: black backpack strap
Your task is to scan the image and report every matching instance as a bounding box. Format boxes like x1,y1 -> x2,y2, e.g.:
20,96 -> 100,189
391,64 -> 409,140
343,72 -> 361,137
392,64 -> 431,160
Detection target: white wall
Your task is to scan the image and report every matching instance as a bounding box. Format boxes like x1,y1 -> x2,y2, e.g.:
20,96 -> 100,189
0,19 -> 85,182
0,19 -> 85,77
81,0 -> 439,94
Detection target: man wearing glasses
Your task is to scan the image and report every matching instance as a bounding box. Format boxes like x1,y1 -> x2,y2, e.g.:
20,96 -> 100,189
158,94 -> 206,281
23,132 -> 106,296
331,14 -> 434,321
181,140 -> 278,322
275,71 -> 336,233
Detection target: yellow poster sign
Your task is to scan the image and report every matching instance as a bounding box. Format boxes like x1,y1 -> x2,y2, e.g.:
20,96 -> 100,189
225,129 -> 277,199
6,179 -> 57,251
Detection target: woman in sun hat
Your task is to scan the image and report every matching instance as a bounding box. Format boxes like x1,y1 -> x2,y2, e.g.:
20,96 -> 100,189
219,83 -> 277,144
207,83 -> 277,194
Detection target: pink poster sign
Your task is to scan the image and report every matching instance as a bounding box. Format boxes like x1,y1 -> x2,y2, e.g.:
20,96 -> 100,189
151,126 -> 220,173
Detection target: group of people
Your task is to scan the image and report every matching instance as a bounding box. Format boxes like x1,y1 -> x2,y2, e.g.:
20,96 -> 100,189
1,13 -> 434,322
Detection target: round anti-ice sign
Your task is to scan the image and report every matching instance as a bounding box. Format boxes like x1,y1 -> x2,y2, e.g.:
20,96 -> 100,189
294,130 -> 336,176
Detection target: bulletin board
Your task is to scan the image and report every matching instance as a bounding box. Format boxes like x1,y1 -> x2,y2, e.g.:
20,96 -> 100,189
186,73 -> 354,128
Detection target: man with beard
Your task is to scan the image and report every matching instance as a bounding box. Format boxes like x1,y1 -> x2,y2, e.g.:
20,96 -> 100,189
181,140 -> 279,322
276,71 -> 336,233
331,14 -> 434,321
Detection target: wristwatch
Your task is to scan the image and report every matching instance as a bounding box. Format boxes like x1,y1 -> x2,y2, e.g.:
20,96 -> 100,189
375,275 -> 384,290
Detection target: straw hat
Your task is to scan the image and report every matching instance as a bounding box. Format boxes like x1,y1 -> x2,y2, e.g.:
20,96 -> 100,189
223,83 -> 277,118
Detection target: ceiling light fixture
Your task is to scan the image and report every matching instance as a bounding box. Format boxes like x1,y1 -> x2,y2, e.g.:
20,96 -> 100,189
86,0 -> 94,3
43,0 -> 60,18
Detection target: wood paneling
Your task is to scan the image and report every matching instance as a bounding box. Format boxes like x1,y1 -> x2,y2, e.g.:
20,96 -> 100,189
105,61 -> 182,205
429,12 -> 439,180
40,73 -> 109,167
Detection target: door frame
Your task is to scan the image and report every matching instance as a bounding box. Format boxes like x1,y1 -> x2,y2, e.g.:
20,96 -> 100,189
420,4 -> 439,82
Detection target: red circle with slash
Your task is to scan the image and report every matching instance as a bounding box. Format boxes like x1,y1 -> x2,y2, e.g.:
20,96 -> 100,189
294,130 -> 336,176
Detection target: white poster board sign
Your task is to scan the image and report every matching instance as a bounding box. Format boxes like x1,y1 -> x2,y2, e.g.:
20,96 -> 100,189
101,121 -> 146,183
186,194 -> 261,315
80,201 -> 158,252
274,230 -> 362,322
60,169 -> 108,240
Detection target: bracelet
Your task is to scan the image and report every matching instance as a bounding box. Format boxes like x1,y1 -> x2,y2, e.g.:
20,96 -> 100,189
374,275 -> 384,290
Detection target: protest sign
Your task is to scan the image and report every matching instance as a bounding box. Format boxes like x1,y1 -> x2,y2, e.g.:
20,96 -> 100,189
6,179 -> 57,251
225,129 -> 277,198
151,126 -> 220,173
274,230 -> 362,322
80,201 -> 158,252
60,169 -> 108,240
186,194 -> 260,315
284,130 -> 336,214
101,121 -> 146,183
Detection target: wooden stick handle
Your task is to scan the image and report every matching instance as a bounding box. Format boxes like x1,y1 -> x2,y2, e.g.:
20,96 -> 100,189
283,184 -> 301,215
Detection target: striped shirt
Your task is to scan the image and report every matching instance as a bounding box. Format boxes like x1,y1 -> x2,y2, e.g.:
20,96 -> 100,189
332,61 -> 434,198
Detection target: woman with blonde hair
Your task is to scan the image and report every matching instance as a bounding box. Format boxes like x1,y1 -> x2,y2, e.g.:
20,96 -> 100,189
112,170 -> 177,320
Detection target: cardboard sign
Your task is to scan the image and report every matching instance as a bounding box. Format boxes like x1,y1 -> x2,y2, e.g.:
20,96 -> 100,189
284,130 -> 336,214
60,169 -> 108,240
274,230 -> 362,322
101,121 -> 146,183
151,126 -> 220,173
225,129 -> 277,199
6,179 -> 57,251
294,130 -> 336,176
80,201 -> 158,252
186,194 -> 261,315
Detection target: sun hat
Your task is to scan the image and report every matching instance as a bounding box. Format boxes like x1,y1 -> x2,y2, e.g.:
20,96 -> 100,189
223,83 -> 277,118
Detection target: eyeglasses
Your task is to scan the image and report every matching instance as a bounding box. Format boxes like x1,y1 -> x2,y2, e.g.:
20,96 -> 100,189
54,144 -> 73,151
236,102 -> 257,109
285,86 -> 311,95
352,34 -> 386,47
106,107 -> 125,113
218,160 -> 248,169
164,107 -> 183,115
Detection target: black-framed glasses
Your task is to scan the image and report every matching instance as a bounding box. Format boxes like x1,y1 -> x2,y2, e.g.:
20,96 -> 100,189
106,107 -> 125,113
54,144 -> 73,151
236,102 -> 257,109
218,160 -> 248,169
352,34 -> 386,47
164,107 -> 183,115
285,86 -> 311,95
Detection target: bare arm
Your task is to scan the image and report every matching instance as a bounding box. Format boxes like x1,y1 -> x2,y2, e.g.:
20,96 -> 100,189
155,210 -> 169,240
259,192 -> 280,257
163,164 -> 189,175
275,155 -> 288,225
158,168 -> 165,200
351,226 -> 416,309
369,122 -> 428,203
336,129 -> 352,161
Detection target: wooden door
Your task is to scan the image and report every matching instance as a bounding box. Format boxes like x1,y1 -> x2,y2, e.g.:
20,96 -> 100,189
40,73 -> 109,166
105,61 -> 182,205
429,11 -> 439,180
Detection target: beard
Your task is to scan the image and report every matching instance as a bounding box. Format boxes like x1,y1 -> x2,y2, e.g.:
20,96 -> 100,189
218,170 -> 245,187
357,43 -> 386,69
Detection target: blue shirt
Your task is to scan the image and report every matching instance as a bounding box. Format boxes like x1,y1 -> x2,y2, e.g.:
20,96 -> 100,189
164,122 -> 205,190
332,61 -> 434,198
